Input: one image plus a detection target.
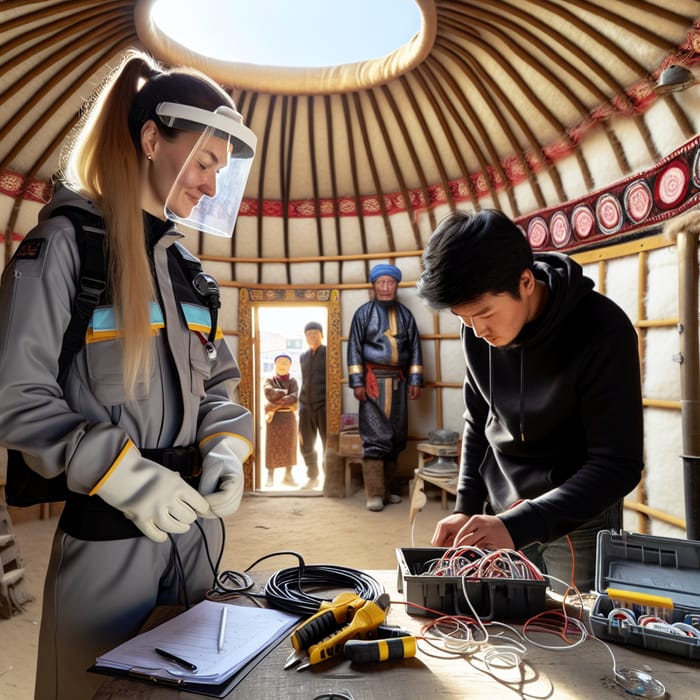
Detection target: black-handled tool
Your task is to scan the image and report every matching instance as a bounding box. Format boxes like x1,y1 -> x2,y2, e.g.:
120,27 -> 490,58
343,636 -> 417,663
290,592 -> 365,652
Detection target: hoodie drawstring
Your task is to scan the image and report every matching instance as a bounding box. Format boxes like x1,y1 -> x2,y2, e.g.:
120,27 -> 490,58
520,348 -> 525,442
488,345 -> 526,442
488,346 -> 496,419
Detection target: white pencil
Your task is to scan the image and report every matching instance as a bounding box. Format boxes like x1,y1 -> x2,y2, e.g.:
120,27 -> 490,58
217,606 -> 227,653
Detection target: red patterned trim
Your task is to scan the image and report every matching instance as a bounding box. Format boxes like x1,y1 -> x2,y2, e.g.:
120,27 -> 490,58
6,136 -> 700,255
517,134 -> 700,252
0,169 -> 52,203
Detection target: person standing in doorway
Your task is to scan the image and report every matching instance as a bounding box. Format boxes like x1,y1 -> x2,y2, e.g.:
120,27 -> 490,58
264,353 -> 299,487
347,264 -> 423,511
298,321 -> 327,489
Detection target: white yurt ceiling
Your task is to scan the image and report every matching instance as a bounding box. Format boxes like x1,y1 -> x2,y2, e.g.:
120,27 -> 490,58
2,0 -> 700,280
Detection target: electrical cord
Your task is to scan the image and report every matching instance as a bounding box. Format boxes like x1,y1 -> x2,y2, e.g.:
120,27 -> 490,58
167,533 -> 191,609
259,552 -> 385,615
205,550 -> 384,615
166,518 -> 227,610
193,518 -> 226,581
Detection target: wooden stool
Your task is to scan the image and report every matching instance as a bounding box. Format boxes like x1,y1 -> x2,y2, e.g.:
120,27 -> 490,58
408,442 -> 459,525
344,457 -> 363,497
338,430 -> 363,498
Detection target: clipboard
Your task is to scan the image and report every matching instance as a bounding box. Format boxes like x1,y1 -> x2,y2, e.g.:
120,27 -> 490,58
89,633 -> 280,698
89,600 -> 301,697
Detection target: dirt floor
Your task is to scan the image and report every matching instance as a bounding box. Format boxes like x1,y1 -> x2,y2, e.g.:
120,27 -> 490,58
0,481 -> 452,699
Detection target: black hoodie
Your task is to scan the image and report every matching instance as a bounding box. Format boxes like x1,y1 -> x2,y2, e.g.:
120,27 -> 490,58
455,252 -> 643,549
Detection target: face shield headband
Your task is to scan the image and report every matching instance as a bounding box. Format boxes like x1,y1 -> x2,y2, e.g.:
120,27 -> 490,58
156,101 -> 257,237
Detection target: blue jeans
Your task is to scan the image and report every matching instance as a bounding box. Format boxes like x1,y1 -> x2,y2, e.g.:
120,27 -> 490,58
521,501 -> 622,595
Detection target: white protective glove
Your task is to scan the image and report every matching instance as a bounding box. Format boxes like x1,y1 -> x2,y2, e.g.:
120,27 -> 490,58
198,436 -> 245,518
95,446 -> 210,542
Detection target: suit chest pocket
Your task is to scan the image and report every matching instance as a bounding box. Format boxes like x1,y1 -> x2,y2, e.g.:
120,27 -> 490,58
86,338 -> 154,405
188,332 -> 212,398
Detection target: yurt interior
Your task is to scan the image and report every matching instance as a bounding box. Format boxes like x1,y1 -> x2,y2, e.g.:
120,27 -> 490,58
3,1 -> 700,698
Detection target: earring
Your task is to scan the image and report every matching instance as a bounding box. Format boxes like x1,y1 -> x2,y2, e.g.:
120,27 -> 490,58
147,154 -> 153,161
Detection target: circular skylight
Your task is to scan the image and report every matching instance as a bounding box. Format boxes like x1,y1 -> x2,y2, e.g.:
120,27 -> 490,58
136,0 -> 435,94
150,0 -> 422,68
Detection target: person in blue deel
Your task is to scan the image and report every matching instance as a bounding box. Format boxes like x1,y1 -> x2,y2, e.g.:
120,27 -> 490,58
347,263 -> 423,512
417,210 -> 643,593
0,50 -> 255,699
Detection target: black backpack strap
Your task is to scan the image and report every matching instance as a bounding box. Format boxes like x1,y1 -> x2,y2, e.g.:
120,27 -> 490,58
6,206 -> 106,507
171,241 -> 221,359
52,206 -> 107,383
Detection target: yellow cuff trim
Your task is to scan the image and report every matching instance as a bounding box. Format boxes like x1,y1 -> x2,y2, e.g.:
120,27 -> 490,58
89,439 -> 134,495
348,364 -> 364,375
199,432 -> 253,460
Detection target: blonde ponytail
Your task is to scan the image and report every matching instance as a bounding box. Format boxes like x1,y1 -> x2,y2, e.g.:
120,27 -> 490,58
61,51 -> 159,399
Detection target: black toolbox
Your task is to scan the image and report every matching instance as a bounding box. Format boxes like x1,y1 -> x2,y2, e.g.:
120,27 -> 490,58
396,547 -> 548,620
590,530 -> 700,660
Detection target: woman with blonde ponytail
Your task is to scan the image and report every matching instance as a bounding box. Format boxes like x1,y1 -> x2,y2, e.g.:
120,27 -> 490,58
0,50 -> 256,699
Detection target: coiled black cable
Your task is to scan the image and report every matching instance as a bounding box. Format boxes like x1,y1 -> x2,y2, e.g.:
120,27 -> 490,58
209,551 -> 384,616
264,562 -> 385,616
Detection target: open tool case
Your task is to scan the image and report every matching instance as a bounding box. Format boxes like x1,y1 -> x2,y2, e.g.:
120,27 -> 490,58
396,547 -> 547,620
590,530 -> 700,660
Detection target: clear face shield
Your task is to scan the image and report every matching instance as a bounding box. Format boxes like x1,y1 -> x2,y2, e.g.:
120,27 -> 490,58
156,102 -> 256,237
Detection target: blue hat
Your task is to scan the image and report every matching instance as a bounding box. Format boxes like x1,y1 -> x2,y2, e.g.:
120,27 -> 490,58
274,353 -> 292,363
369,263 -> 402,283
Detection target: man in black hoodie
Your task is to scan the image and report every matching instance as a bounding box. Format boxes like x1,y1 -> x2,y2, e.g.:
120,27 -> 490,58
417,210 -> 643,592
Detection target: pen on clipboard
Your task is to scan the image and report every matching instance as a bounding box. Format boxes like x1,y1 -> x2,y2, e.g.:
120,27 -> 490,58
217,605 -> 227,653
154,647 -> 198,672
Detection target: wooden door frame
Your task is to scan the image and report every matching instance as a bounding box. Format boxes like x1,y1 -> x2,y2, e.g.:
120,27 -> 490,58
238,288 -> 341,489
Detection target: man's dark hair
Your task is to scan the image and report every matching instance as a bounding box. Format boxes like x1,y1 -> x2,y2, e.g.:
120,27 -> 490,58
417,209 -> 534,310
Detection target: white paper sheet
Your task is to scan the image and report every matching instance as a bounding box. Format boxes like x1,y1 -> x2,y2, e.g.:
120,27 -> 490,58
94,600 -> 300,684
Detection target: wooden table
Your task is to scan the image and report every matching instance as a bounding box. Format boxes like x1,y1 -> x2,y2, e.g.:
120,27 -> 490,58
93,570 -> 696,699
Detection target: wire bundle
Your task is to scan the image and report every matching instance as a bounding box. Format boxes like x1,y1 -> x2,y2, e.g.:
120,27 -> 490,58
422,546 -> 545,581
401,547 -> 545,670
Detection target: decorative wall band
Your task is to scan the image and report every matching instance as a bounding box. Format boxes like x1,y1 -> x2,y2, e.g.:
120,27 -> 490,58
517,134 -> 700,253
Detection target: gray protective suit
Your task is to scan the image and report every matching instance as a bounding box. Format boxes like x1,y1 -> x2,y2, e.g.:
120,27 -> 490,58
0,186 -> 252,699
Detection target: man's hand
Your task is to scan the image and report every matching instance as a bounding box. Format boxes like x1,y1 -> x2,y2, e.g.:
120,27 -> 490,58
431,513 -> 514,550
408,385 -> 421,400
353,386 -> 367,402
431,513 -> 470,547
453,514 -> 514,550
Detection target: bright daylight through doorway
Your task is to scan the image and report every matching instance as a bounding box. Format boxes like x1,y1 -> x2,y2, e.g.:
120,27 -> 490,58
256,305 -> 327,494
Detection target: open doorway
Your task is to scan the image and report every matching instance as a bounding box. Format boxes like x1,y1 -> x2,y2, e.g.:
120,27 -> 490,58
237,287 -> 342,493
257,305 -> 326,493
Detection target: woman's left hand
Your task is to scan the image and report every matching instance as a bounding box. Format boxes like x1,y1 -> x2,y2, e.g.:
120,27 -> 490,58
199,437 -> 245,517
